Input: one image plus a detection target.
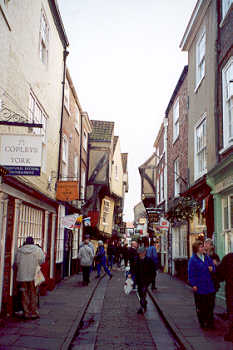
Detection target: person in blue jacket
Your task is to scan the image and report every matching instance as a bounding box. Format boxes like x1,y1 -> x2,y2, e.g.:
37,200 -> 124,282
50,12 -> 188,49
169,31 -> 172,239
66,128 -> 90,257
95,241 -> 112,279
146,240 -> 159,291
188,240 -> 216,329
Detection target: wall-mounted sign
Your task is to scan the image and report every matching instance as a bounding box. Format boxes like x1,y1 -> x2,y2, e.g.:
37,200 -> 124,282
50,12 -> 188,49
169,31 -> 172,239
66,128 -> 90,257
159,218 -> 169,231
56,181 -> 79,201
0,134 -> 42,175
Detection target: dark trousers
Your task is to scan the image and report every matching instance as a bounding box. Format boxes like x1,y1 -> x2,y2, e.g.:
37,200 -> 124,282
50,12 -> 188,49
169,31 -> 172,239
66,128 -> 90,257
82,266 -> 90,284
194,292 -> 215,326
123,257 -> 129,267
138,284 -> 148,309
226,293 -> 233,335
151,271 -> 157,289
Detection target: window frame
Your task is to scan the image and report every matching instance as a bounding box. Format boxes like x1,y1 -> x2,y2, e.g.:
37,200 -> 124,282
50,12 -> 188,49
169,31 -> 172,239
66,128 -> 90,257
28,92 -> 48,173
62,135 -> 69,180
194,115 -> 207,180
195,28 -> 206,89
222,57 -> 233,149
39,8 -> 49,66
173,98 -> 179,142
83,129 -> 88,151
222,0 -> 233,20
56,206 -> 65,263
174,158 -> 180,197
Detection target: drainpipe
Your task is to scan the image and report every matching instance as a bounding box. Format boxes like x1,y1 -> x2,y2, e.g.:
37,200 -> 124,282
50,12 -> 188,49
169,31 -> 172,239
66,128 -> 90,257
78,112 -> 84,250
57,49 -> 69,181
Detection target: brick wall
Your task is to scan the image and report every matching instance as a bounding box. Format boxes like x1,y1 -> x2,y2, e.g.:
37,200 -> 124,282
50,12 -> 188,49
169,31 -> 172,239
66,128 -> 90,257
167,72 -> 188,202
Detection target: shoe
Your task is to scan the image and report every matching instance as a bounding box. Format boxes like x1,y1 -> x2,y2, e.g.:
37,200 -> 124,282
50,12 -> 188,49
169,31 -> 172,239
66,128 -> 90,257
151,287 -> 157,291
109,274 -> 113,280
95,275 -> 100,279
224,333 -> 233,342
31,314 -> 40,320
23,313 -> 30,320
137,308 -> 144,314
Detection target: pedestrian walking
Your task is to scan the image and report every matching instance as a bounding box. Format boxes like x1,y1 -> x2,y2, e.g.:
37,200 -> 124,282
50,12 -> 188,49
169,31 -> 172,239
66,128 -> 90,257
128,240 -> 138,290
135,246 -> 155,314
78,237 -> 94,286
188,240 -> 216,329
122,243 -> 130,268
146,240 -> 159,291
107,240 -> 115,269
204,238 -> 220,266
15,236 -> 45,319
95,241 -> 112,279
216,252 -> 233,342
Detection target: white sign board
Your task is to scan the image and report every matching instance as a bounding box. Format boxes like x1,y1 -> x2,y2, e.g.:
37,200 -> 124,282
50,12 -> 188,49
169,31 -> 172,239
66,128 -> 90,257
0,134 -> 42,175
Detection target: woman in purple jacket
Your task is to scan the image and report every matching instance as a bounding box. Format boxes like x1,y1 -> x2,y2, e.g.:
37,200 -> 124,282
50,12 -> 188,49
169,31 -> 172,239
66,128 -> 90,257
188,240 -> 216,329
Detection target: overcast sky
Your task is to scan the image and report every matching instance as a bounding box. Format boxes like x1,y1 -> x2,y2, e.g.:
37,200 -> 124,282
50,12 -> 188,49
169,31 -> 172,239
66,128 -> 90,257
57,0 -> 197,222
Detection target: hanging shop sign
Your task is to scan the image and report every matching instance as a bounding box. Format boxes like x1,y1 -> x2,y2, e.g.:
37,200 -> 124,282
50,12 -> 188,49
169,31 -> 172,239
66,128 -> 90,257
159,217 -> 169,231
0,134 -> 42,175
56,181 -> 79,201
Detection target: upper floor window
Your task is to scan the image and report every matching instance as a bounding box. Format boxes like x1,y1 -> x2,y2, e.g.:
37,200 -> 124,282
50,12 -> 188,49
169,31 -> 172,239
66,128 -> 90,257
39,9 -> 49,65
156,177 -> 160,204
222,57 -> 233,148
195,116 -> 207,179
160,171 -> 164,201
196,29 -> 206,88
222,0 -> 233,19
29,92 -> 47,172
74,155 -> 79,180
80,170 -> 86,200
64,78 -> 70,112
75,107 -> 80,133
115,164 -> 118,180
83,130 -> 88,151
62,135 -> 68,179
174,158 -> 180,197
173,98 -> 179,142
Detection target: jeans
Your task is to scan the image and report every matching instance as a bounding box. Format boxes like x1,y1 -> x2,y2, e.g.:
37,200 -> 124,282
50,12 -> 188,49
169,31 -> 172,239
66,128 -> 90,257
97,261 -> 111,277
108,255 -> 114,269
82,266 -> 91,284
138,285 -> 148,309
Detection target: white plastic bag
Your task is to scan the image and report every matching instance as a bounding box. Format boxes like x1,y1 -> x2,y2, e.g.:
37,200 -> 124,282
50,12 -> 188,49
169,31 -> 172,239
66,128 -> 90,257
34,265 -> 45,287
124,277 -> 134,295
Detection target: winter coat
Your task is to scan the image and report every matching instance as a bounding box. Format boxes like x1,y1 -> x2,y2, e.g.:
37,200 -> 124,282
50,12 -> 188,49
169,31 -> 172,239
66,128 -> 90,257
15,244 -> 45,282
95,246 -> 106,264
216,253 -> 233,302
78,244 -> 94,266
80,241 -> 95,255
128,247 -> 138,275
135,256 -> 155,287
107,244 -> 115,257
188,254 -> 215,295
146,246 -> 159,270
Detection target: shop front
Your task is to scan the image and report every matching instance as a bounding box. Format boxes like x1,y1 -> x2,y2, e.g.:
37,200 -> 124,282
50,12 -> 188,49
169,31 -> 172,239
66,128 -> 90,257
207,154 -> 233,259
0,176 -> 58,316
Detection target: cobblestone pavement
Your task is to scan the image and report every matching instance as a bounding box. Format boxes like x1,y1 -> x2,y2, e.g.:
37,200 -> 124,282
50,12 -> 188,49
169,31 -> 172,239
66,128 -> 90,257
94,269 -> 157,350
72,268 -> 180,350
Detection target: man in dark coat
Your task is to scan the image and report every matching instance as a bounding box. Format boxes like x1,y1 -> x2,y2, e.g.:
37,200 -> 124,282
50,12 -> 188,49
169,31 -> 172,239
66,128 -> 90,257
216,252 -> 233,342
128,241 -> 138,290
135,246 -> 155,314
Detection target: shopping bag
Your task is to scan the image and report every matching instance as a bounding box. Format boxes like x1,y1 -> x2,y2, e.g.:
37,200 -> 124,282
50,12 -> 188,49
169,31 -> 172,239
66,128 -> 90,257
124,277 -> 134,295
34,265 -> 45,287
